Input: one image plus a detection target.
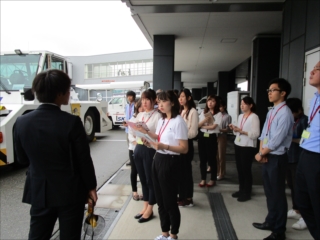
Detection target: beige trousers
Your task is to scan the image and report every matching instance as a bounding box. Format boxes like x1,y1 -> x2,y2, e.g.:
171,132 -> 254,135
217,134 -> 227,177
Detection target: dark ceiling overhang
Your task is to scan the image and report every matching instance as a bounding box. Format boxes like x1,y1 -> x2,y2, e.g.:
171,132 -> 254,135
123,2 -> 283,14
121,0 -> 284,87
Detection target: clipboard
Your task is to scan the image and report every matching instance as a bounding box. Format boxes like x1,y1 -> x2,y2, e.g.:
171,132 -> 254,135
136,121 -> 150,131
134,131 -> 156,143
204,112 -> 215,125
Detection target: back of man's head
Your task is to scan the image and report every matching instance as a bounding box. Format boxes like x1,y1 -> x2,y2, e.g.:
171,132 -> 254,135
32,69 -> 71,103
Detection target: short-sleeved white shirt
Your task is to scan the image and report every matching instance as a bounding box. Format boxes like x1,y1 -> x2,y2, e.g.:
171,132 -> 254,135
155,115 -> 188,155
136,109 -> 162,141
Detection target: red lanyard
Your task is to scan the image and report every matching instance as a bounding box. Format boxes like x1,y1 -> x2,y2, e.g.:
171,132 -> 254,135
266,103 -> 286,135
240,112 -> 251,130
157,119 -> 171,142
308,97 -> 320,128
293,118 -> 300,130
142,110 -> 156,123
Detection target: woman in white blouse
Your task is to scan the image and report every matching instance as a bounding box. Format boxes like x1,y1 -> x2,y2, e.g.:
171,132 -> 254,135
133,89 -> 162,223
178,88 -> 199,207
229,96 -> 260,202
142,90 -> 188,240
198,95 -> 222,187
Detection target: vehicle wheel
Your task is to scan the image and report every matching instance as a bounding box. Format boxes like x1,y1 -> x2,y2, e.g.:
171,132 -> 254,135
84,110 -> 96,142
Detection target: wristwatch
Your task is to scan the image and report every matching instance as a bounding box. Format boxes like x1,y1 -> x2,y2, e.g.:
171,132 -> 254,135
259,151 -> 263,156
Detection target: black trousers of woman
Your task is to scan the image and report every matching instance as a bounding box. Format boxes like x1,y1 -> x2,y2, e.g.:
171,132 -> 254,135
134,144 -> 157,205
152,152 -> 181,235
129,149 -> 138,192
198,133 -> 218,181
178,139 -> 194,200
234,144 -> 256,196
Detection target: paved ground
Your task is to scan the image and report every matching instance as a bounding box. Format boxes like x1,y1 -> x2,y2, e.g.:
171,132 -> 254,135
87,135 -> 313,240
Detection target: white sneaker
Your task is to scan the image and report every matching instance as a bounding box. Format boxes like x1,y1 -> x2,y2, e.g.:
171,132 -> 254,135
154,235 -> 168,240
287,209 -> 301,219
292,218 -> 307,230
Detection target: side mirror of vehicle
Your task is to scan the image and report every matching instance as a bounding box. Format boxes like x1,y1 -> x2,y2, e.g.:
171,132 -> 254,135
23,88 -> 35,101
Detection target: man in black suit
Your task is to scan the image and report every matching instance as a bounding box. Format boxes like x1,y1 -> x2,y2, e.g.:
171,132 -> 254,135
14,70 -> 97,240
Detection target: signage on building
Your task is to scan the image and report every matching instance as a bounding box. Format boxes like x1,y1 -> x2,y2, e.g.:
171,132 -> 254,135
102,80 -> 115,82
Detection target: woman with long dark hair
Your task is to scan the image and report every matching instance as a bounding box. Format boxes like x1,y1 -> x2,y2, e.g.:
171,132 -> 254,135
133,89 -> 162,223
198,95 -> 222,187
229,96 -> 260,202
143,90 -> 188,240
128,99 -> 144,201
177,88 -> 199,207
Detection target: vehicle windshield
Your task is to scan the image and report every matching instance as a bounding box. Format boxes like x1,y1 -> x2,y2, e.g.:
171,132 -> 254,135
0,54 -> 40,91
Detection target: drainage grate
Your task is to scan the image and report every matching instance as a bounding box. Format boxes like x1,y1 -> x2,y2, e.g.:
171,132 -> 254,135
51,208 -> 119,240
208,193 -> 238,240
81,208 -> 119,240
109,169 -> 131,185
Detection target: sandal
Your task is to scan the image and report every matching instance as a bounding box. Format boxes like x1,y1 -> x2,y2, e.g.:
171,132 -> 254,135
132,194 -> 140,201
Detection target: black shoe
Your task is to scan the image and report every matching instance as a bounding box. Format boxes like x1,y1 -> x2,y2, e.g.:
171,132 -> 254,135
237,194 -> 251,202
252,222 -> 273,231
138,212 -> 153,223
263,232 -> 286,240
134,213 -> 143,219
232,191 -> 241,198
126,162 -> 131,166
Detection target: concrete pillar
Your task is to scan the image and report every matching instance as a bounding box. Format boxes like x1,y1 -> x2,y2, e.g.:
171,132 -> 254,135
191,88 -> 202,101
201,87 -> 207,98
153,35 -> 175,91
207,82 -> 215,96
218,70 -> 236,103
174,72 -> 182,91
251,36 -> 281,128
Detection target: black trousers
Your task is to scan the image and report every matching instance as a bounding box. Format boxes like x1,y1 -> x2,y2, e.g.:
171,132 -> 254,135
28,203 -> 84,240
234,144 -> 255,196
152,152 -> 181,234
129,149 -> 138,192
134,144 -> 156,205
263,153 -> 288,234
198,133 -> 218,181
286,162 -> 298,210
295,149 -> 320,240
178,139 -> 194,200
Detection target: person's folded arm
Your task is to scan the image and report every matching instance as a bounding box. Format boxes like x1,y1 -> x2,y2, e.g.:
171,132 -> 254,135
247,115 -> 260,139
188,110 -> 199,139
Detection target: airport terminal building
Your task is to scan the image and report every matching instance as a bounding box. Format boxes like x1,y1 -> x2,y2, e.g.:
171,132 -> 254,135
68,49 -> 153,101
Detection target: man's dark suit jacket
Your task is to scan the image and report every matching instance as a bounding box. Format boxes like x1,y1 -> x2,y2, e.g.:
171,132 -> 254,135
14,104 -> 97,208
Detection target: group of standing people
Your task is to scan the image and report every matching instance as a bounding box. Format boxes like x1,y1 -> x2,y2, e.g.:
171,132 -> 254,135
124,61 -> 320,240
124,88 -> 235,240
14,60 -> 319,240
